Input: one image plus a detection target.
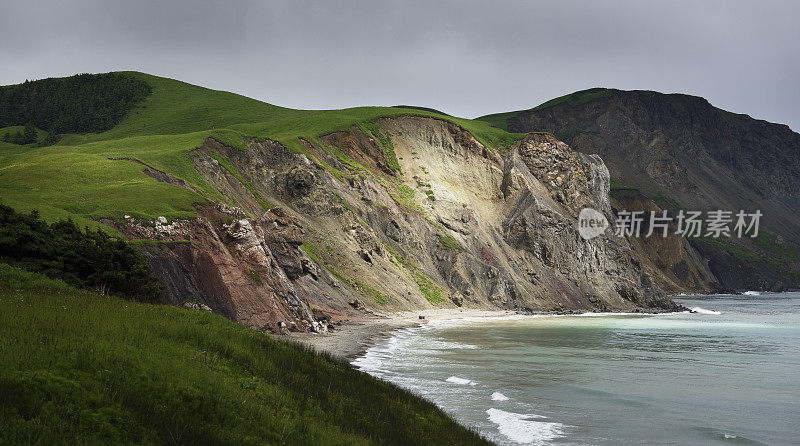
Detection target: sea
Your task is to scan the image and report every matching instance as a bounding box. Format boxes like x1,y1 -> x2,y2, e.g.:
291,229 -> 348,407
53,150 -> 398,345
352,293 -> 800,445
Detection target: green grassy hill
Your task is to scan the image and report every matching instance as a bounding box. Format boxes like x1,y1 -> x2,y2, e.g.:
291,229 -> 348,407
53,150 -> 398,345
0,72 -> 523,227
0,263 -> 489,445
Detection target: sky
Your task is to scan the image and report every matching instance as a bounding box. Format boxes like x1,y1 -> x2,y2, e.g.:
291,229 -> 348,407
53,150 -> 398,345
2,0 -> 799,130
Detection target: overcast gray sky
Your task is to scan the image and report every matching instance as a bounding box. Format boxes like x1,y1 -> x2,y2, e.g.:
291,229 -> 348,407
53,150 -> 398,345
2,0 -> 799,130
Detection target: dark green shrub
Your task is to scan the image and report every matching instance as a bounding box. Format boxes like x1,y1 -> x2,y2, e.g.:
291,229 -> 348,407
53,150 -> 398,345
0,73 -> 151,134
0,204 -> 160,300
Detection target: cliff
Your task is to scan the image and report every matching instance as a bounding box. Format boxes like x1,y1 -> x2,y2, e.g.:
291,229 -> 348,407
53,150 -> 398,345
3,73 -> 738,334
119,117 -> 702,332
480,89 -> 800,290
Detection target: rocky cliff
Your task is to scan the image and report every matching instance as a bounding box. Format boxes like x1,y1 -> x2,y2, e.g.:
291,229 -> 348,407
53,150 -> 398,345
610,189 -> 720,294
482,89 -> 800,290
122,116 -> 703,332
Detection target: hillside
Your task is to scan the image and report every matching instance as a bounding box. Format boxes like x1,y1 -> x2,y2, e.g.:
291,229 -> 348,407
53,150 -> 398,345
0,72 -> 519,225
0,264 -> 489,445
479,89 -> 800,291
0,72 -> 706,337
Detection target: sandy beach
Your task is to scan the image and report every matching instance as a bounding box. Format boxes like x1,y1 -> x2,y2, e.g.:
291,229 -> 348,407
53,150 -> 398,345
285,308 -> 517,360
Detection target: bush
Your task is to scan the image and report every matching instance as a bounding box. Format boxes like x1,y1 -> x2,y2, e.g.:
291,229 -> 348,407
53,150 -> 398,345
0,204 -> 160,300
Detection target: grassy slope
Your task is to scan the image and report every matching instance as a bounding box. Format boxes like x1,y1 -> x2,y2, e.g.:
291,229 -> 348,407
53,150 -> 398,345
0,264 -> 488,445
477,88 -> 617,131
0,125 -> 48,144
0,72 -> 523,226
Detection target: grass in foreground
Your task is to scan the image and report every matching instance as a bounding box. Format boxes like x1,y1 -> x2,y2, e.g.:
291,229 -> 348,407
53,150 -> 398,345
0,264 -> 488,445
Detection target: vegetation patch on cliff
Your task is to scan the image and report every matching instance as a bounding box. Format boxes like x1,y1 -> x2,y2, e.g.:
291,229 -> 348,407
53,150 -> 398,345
301,240 -> 388,304
206,147 -> 271,212
359,121 -> 401,173
610,178 -> 637,191
437,232 -> 466,252
698,232 -> 799,267
412,270 -> 447,304
394,184 -> 422,211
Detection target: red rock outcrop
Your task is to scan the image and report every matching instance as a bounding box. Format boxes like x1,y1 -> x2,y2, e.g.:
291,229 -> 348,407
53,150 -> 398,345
117,205 -> 335,333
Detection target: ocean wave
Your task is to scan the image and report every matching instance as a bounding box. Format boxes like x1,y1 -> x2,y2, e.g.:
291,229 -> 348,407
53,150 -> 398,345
425,314 -> 532,329
423,339 -> 479,350
446,376 -> 477,385
491,392 -> 509,401
573,312 -> 645,317
690,306 -> 722,315
743,291 -> 761,296
486,408 -> 566,444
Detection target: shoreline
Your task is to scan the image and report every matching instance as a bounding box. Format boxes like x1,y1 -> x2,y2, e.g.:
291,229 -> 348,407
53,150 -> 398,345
281,305 -> 700,361
284,308 -> 517,361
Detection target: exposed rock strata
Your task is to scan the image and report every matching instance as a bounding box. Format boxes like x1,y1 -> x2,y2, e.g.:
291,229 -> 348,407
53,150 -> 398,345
502,90 -> 800,289
132,117 -> 703,331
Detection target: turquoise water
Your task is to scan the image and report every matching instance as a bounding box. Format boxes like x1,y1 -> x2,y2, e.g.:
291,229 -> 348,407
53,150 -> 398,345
353,293 -> 800,445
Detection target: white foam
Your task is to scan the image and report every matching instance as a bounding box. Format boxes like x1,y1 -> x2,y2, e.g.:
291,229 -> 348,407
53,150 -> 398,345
573,311 -> 644,317
724,433 -> 738,439
424,313 -> 532,329
446,376 -> 476,385
690,306 -> 722,315
491,392 -> 509,401
486,408 -> 566,444
743,291 -> 761,296
423,339 -> 479,350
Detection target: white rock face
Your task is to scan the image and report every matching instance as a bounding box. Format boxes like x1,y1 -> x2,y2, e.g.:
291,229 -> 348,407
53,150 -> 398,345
224,219 -> 270,267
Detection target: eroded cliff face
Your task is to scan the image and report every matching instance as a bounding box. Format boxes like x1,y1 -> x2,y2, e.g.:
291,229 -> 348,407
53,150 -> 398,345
131,116 -> 705,332
497,133 -> 692,309
114,205 -> 343,333
505,91 -> 800,235
610,189 -> 720,294
502,90 -> 800,290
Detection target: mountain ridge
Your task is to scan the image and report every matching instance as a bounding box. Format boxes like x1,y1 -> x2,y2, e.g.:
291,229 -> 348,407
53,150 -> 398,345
477,87 -> 783,131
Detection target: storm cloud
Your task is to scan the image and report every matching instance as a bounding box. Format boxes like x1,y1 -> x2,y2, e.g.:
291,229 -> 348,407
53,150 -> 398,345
2,0 -> 799,130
